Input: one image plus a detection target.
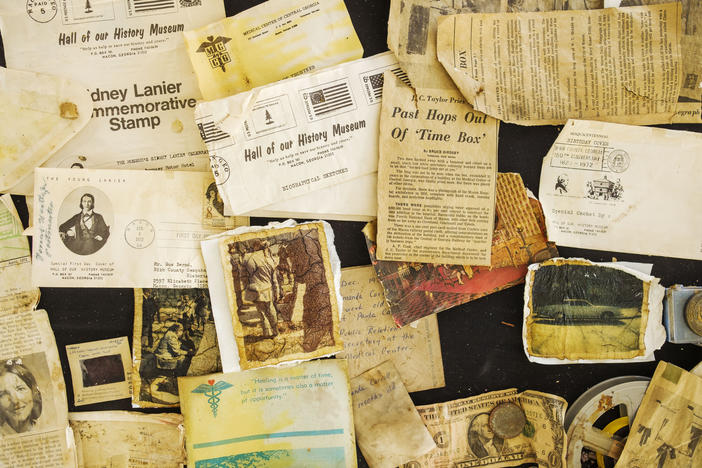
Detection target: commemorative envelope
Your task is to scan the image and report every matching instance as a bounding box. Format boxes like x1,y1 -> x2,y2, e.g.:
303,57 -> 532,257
32,168 -> 247,288
196,51 -> 409,215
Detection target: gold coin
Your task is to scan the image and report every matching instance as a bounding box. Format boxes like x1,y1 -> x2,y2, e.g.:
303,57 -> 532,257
489,402 -> 527,439
685,292 -> 702,337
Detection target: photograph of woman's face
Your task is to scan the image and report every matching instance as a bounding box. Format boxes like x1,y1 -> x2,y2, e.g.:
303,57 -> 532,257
0,372 -> 34,432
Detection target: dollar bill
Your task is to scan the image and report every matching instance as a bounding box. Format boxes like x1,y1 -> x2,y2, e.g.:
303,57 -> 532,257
403,389 -> 567,468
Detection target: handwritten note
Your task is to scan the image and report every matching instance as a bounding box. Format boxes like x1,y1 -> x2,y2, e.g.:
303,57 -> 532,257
338,266 -> 444,392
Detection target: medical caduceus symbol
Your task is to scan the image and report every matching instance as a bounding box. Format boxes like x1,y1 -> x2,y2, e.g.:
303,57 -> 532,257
191,379 -> 233,417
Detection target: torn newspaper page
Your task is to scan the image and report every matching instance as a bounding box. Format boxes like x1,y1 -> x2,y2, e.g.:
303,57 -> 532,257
338,266 -> 444,392
195,52 -> 403,215
70,411 -> 185,468
202,220 -> 343,371
184,0 -> 363,100
606,0 -> 702,123
366,173 -> 558,326
376,72 -> 498,265
407,388 -> 567,467
539,119 -> 702,260
0,1 -> 225,195
503,0 -> 604,11
436,3 -> 683,125
0,67 -> 92,194
178,359 -> 356,467
0,195 -> 40,314
523,258 -> 666,363
66,337 -> 131,406
616,361 -> 702,467
351,361 -> 436,468
132,288 -> 221,408
0,309 -> 75,467
32,168 -> 248,288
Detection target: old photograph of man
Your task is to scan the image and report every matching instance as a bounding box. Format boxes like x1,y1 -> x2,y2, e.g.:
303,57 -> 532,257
58,187 -> 112,256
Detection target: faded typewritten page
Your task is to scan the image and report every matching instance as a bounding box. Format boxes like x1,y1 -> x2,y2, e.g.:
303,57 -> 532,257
0,1 -> 225,194
70,411 -> 185,468
0,195 -> 40,314
436,4 -> 683,125
0,310 -> 76,467
32,168 -> 248,288
617,361 -> 702,467
338,266 -> 444,392
376,73 -> 498,265
351,361 -> 436,468
184,0 -> 362,100
539,120 -> 702,260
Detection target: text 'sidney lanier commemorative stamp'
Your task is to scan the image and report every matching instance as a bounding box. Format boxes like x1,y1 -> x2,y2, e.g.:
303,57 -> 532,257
32,168 -> 248,288
132,288 -> 221,408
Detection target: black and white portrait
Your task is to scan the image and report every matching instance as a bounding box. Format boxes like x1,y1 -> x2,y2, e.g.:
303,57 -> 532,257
58,187 -> 113,256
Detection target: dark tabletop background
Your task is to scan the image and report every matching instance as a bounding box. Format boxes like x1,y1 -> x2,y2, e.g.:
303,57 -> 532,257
1,1 -> 701,467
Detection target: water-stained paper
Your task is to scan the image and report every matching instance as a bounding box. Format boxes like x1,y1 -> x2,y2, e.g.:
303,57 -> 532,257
338,266 -> 444,392
523,258 -> 666,363
539,120 -> 702,261
351,361 -> 436,468
178,359 -> 356,467
32,168 -> 248,288
436,4 -> 682,125
184,0 -> 363,100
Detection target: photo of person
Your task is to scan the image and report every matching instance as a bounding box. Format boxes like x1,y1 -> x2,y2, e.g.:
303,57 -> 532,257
0,358 -> 43,435
467,412 -> 505,458
58,191 -> 111,255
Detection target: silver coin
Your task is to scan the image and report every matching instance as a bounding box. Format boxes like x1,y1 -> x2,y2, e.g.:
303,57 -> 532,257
685,292 -> 702,337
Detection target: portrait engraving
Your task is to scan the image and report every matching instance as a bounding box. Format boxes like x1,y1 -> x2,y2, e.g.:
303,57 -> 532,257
57,187 -> 112,255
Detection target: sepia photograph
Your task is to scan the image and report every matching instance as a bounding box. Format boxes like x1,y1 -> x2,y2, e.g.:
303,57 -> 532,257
57,186 -> 112,256
219,222 -> 342,369
80,355 -> 125,388
132,288 -> 221,407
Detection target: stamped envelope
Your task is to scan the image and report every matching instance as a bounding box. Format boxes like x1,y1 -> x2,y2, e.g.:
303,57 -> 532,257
32,168 -> 247,288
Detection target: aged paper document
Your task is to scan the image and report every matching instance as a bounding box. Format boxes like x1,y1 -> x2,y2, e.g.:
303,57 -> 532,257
539,120 -> 702,260
0,195 -> 40,314
66,337 -> 132,406
132,288 -> 221,408
376,73 -> 498,265
0,309 -> 76,467
436,3 -> 683,125
0,1 -> 225,194
365,173 -> 557,326
195,52 -> 403,215
179,359 -> 356,467
184,0 -> 363,100
70,411 -> 185,468
32,168 -> 248,288
338,266 -> 444,392
0,67 -> 92,194
351,361 -> 436,468
617,361 -> 702,467
408,388 -> 567,467
523,258 -> 666,363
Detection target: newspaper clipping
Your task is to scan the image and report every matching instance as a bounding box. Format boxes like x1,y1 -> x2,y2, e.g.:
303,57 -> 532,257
0,310 -> 75,467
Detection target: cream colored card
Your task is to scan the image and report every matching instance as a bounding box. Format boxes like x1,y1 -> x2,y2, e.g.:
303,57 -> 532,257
70,411 -> 185,468
178,359 -> 356,467
195,52 -> 402,215
32,168 -> 248,288
338,266 -> 444,392
0,309 -> 76,467
539,120 -> 702,260
376,73 -> 498,265
351,361 -> 436,468
617,361 -> 702,467
523,258 -> 666,364
436,4 -> 682,125
0,1 -> 225,195
0,195 -> 40,314
66,337 -> 132,406
408,388 -> 568,468
184,0 -> 363,101
0,67 -> 92,194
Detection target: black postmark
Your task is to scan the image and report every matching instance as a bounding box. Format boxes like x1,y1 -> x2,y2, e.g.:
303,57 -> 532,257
210,155 -> 230,185
26,0 -> 58,23
124,219 -> 155,249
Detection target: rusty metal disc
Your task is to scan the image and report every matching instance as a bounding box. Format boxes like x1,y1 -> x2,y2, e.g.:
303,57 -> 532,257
685,292 -> 702,337
489,402 -> 527,439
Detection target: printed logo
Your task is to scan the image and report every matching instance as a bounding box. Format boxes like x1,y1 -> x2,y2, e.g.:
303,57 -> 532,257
606,149 -> 629,173
197,36 -> 233,72
192,379 -> 233,417
26,0 -> 58,23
